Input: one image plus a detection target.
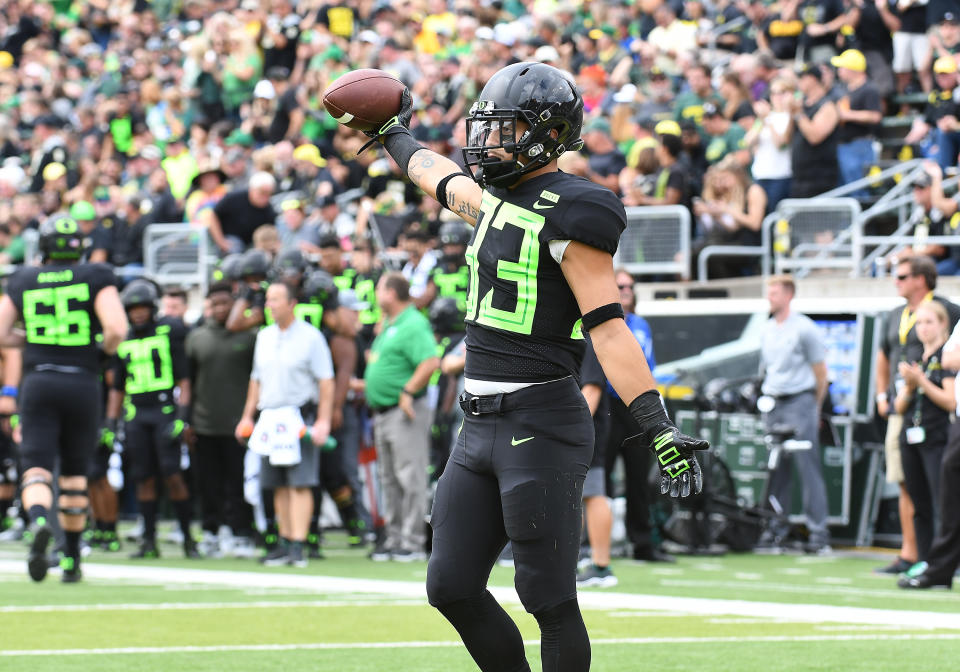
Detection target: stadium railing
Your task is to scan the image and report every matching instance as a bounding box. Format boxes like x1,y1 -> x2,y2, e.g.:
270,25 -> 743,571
142,223 -> 211,294
616,205 -> 691,278
696,160 -> 927,282
856,173 -> 960,276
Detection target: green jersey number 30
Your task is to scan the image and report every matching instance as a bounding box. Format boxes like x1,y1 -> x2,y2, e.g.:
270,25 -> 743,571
22,284 -> 92,346
464,192 -> 544,335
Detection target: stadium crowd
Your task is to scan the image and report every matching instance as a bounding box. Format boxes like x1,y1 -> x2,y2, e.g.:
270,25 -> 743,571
0,0 -> 960,586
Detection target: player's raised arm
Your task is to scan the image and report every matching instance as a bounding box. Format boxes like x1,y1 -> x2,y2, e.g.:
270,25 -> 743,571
323,73 -> 481,225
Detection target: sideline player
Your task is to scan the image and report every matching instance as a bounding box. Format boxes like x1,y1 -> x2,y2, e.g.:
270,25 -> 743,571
106,279 -> 197,559
339,62 -> 708,671
0,214 -> 128,582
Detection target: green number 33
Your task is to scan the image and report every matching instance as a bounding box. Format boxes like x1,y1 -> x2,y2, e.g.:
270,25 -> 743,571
22,284 -> 91,346
464,193 -> 544,335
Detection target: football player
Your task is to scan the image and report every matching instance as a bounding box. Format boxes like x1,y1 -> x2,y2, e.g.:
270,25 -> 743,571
0,214 -> 128,582
106,279 -> 197,559
345,62 -> 708,671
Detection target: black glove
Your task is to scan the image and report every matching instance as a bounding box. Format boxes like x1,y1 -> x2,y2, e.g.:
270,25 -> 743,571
166,405 -> 191,440
359,88 -> 414,154
100,417 -> 119,449
627,390 -> 709,498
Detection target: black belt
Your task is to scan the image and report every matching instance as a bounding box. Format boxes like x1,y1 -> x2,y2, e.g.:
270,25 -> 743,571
31,364 -> 91,375
458,376 -> 573,416
773,389 -> 814,401
369,403 -> 398,416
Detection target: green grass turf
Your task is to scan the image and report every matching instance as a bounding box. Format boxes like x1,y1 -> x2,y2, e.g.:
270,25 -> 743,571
1,529 -> 958,671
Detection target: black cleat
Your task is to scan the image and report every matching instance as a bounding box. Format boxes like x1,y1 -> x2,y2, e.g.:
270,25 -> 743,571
60,556 -> 82,583
130,539 -> 160,559
26,518 -> 53,582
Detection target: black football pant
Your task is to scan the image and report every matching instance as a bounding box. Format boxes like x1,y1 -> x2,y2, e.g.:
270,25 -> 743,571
922,421 -> 960,584
194,434 -> 253,537
426,377 -> 593,672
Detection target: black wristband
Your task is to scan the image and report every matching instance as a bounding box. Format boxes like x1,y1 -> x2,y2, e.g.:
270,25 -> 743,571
401,388 -> 414,397
382,127 -> 423,178
628,390 -> 670,442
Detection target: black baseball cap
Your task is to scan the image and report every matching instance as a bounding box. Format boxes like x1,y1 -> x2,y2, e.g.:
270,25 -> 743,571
796,63 -> 823,81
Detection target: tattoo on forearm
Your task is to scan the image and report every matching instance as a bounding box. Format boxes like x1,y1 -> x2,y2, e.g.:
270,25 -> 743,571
407,151 -> 435,185
455,197 -> 479,220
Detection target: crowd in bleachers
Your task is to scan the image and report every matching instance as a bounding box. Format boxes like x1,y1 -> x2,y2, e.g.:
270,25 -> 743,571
1,0 -> 960,565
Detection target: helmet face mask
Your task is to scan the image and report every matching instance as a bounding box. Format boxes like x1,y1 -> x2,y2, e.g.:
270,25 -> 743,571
462,62 -> 584,189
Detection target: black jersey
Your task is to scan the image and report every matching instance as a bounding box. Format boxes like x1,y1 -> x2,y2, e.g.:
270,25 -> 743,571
113,316 -> 188,407
463,172 -> 625,383
6,262 -> 116,374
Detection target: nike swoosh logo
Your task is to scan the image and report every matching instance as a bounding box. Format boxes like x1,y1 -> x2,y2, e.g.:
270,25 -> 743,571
532,201 -> 554,210
511,436 -> 535,446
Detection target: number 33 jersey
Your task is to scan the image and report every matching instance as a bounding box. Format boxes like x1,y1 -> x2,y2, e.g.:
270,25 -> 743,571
6,262 -> 117,374
464,172 -> 626,383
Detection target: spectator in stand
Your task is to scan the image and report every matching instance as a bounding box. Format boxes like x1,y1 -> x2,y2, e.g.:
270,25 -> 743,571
894,0 -> 935,94
701,102 -> 750,167
832,49 -> 883,198
843,0 -> 899,100
209,171 -> 278,254
926,12 -> 960,77
635,123 -> 691,209
754,0 -> 804,61
747,77 -> 796,211
797,0 -> 847,63
901,163 -> 960,275
790,63 -> 840,198
277,196 -> 322,254
692,158 -> 768,278
582,117 -> 627,195
904,57 -> 960,169
185,159 -> 228,225
673,62 -> 717,132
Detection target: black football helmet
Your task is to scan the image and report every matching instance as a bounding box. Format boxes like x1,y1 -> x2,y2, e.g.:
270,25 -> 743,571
438,221 -> 473,247
428,296 -> 463,335
462,62 -> 584,189
272,248 -> 308,282
120,278 -> 159,310
38,214 -> 84,262
302,269 -> 339,309
238,249 -> 271,280
213,253 -> 244,283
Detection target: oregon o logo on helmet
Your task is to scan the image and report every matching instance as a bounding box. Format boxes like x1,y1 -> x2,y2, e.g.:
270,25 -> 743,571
54,218 -> 78,234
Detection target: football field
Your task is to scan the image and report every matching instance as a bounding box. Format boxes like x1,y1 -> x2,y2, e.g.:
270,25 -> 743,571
1,532 -> 958,672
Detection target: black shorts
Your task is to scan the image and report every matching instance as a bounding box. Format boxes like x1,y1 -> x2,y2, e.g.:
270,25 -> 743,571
426,376 -> 593,614
125,405 -> 182,482
19,371 -> 100,476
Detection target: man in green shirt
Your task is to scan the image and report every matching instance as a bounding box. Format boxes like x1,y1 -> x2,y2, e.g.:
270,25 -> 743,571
672,62 -> 717,132
701,102 -> 749,166
364,272 -> 439,562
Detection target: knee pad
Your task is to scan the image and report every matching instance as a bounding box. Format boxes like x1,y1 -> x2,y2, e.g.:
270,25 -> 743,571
22,474 -> 54,495
533,599 -> 590,672
58,488 -> 89,517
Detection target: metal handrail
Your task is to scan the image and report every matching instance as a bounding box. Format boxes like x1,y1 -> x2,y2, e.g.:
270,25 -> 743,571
697,245 -> 765,282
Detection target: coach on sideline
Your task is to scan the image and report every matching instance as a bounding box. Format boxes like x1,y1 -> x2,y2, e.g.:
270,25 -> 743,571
363,272 -> 439,562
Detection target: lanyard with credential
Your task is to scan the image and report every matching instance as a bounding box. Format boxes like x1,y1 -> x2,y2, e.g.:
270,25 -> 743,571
899,292 -> 935,347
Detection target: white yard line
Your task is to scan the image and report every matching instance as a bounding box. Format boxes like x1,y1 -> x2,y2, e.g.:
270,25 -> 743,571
3,634 -> 960,657
0,599 -> 424,613
1,559 -> 958,630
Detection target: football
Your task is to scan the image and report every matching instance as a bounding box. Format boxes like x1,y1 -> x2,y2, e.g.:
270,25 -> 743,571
322,69 -> 406,132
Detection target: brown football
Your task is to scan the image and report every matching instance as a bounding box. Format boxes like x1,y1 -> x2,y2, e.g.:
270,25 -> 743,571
322,69 -> 405,132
